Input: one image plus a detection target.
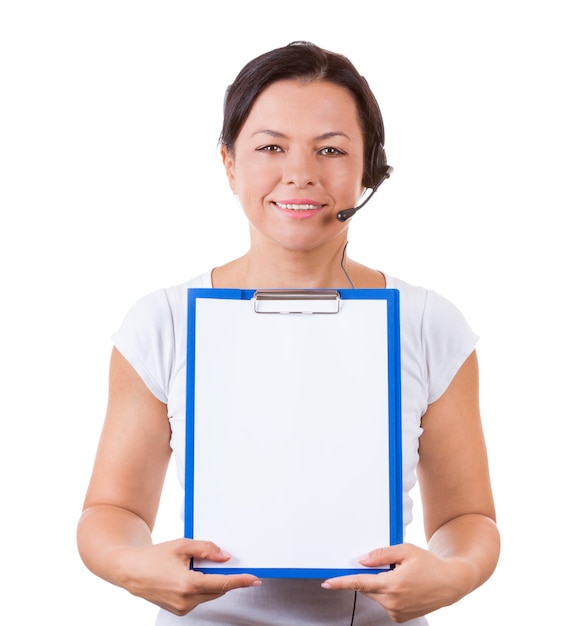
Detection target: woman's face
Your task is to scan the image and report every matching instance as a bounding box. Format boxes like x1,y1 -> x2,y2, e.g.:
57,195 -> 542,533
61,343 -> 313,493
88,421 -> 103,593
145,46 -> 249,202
222,79 -> 365,252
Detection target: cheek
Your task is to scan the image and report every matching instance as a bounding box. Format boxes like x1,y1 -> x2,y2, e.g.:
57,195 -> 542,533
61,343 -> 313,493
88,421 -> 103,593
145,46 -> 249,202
235,160 -> 278,199
323,160 -> 364,197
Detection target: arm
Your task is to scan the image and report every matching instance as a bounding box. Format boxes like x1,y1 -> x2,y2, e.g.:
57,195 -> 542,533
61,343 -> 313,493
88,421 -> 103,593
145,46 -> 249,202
322,350 -> 500,622
77,348 -> 259,616
416,348 -> 499,595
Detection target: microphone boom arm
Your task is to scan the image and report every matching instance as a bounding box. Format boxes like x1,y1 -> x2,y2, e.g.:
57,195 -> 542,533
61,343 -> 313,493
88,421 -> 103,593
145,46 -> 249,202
336,165 -> 393,222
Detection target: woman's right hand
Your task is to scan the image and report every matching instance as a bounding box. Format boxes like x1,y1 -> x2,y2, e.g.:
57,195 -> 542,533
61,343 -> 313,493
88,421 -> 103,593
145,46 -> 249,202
114,538 -> 261,616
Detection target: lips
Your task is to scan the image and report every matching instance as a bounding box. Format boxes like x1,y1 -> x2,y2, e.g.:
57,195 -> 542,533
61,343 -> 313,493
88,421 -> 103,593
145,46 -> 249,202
274,199 -> 324,211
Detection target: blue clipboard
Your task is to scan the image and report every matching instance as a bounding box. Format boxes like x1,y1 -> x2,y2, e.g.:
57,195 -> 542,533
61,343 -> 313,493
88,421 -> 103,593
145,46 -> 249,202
184,288 -> 403,579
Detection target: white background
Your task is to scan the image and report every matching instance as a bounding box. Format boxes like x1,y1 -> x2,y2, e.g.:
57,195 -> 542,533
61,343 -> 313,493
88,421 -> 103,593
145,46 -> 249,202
1,1 -> 581,624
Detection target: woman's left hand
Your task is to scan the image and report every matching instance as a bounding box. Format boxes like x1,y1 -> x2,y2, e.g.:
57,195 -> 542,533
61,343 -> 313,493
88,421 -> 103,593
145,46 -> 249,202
321,542 -> 474,623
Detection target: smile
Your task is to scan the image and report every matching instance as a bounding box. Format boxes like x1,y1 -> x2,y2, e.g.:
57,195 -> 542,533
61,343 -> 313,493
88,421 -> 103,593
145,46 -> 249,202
274,202 -> 324,211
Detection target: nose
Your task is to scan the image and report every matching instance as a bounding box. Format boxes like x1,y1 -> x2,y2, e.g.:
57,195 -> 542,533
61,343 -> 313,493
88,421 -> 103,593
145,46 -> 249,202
282,149 -> 317,188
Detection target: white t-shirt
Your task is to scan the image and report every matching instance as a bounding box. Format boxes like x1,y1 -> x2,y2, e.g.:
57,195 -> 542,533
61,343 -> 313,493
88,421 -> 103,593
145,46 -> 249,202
112,270 -> 479,626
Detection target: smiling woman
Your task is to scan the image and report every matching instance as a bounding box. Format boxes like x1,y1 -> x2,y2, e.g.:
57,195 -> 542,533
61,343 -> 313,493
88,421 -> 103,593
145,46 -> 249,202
77,41 -> 500,626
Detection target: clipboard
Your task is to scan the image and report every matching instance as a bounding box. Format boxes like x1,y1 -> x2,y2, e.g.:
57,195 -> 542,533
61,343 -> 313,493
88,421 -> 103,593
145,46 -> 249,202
184,288 -> 403,579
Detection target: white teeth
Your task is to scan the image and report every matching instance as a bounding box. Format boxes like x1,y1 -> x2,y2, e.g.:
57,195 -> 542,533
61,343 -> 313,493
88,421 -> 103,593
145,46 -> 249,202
276,203 -> 319,210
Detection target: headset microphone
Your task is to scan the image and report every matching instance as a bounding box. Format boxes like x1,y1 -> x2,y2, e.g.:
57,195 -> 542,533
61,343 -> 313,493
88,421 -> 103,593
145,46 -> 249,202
336,165 -> 393,222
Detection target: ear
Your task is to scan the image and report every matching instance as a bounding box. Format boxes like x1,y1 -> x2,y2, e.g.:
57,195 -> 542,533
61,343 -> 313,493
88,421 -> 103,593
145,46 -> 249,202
221,144 -> 237,193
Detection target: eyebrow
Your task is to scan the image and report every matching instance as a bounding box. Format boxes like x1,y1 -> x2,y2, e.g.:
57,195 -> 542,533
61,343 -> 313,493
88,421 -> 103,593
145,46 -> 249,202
252,129 -> 351,141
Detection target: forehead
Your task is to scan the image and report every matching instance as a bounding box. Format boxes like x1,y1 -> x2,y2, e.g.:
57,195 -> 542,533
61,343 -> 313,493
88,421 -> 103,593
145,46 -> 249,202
242,79 -> 363,137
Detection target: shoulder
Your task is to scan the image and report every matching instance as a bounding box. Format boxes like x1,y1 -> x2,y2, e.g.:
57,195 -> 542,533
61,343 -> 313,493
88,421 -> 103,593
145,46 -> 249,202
383,273 -> 479,403
383,274 -> 473,330
110,270 -> 212,402
121,270 -> 212,322
158,270 -> 213,316
112,270 -> 211,356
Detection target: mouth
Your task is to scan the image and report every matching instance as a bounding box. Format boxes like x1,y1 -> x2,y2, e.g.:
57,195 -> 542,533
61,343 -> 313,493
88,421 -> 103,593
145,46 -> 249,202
273,201 -> 325,212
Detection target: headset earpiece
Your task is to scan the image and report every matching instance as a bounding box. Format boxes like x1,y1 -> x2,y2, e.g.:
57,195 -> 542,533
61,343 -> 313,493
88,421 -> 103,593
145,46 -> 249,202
365,142 -> 391,189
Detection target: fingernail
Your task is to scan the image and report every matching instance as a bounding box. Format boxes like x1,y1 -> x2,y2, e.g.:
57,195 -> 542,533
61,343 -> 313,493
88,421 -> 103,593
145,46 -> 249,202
321,582 -> 332,589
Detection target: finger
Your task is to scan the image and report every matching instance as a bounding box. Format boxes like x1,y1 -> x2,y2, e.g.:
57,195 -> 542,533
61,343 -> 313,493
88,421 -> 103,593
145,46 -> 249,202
321,573 -> 387,592
358,543 -> 410,567
183,550 -> 262,590
177,539 -> 232,562
202,572 -> 262,592
157,574 -> 261,616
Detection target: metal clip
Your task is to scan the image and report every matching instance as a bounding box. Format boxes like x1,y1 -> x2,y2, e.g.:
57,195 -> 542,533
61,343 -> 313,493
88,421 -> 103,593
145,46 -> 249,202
252,290 -> 340,314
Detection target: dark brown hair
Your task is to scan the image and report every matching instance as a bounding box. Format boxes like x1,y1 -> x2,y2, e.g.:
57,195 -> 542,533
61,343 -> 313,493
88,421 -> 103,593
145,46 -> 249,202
220,41 -> 388,188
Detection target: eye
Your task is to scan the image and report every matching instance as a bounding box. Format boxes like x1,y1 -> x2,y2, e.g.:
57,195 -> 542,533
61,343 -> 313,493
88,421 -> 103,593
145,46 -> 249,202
257,144 -> 283,153
318,146 -> 346,157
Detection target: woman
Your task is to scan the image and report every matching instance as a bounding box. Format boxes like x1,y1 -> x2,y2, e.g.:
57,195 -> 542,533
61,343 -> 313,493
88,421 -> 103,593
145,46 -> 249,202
77,41 -> 500,625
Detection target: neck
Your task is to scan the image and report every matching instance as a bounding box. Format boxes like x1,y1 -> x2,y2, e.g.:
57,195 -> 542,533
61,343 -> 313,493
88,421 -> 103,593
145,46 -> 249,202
214,234 -> 355,290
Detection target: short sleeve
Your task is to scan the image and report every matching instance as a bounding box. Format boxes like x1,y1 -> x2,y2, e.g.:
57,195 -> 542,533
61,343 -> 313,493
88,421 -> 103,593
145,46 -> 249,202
111,289 -> 176,404
422,290 -> 479,404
